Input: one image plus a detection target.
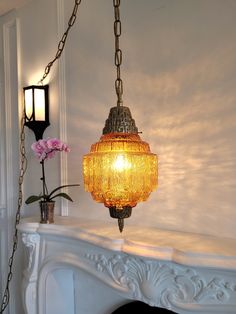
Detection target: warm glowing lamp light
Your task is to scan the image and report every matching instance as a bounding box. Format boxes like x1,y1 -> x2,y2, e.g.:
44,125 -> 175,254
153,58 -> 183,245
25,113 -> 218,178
83,107 -> 158,232
83,0 -> 158,232
23,85 -> 50,140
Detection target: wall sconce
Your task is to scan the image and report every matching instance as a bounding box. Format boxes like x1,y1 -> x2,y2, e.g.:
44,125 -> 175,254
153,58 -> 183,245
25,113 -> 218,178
23,85 -> 50,140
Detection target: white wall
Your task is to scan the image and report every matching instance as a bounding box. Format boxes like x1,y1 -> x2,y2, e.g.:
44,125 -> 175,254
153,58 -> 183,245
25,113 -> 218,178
13,0 -> 236,238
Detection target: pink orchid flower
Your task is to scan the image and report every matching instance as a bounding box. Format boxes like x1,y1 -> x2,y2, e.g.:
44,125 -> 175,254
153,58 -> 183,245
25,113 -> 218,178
31,138 -> 70,162
25,137 -> 79,205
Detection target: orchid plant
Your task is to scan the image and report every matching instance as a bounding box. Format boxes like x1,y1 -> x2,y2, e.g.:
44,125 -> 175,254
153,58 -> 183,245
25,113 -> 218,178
25,138 -> 79,205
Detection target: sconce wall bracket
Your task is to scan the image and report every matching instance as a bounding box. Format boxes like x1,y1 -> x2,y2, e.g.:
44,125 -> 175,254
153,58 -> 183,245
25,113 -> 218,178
24,120 -> 50,141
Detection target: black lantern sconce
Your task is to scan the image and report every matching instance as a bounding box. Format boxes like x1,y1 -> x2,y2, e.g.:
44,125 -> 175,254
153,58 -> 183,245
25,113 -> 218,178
23,85 -> 50,140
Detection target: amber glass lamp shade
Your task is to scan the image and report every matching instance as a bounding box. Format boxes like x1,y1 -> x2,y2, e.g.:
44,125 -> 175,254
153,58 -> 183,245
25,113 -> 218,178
83,132 -> 158,230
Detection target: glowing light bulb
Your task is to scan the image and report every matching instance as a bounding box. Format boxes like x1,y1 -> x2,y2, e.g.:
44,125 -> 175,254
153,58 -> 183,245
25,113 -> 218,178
113,154 -> 131,172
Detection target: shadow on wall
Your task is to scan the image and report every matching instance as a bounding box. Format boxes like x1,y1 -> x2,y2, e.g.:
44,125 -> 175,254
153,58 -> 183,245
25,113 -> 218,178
112,301 -> 177,313
66,0 -> 236,238
123,42 -> 236,237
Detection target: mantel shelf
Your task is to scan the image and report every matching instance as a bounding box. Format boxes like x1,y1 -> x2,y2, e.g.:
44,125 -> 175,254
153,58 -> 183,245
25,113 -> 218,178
18,216 -> 236,314
18,216 -> 236,270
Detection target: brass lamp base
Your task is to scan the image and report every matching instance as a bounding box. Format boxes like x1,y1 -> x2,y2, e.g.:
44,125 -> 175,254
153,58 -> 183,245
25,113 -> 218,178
109,206 -> 132,233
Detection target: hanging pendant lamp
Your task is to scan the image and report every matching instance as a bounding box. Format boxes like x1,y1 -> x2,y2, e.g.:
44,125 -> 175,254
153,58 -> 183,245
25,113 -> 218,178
83,0 -> 158,232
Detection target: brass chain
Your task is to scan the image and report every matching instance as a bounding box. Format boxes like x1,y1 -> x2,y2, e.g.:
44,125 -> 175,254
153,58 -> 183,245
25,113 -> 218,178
1,1 -> 82,312
38,0 -> 82,85
0,111 -> 27,314
113,0 -> 123,107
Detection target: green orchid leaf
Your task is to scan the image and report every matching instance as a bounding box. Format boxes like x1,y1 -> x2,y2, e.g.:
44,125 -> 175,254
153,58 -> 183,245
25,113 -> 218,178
50,192 -> 73,202
25,195 -> 43,204
48,184 -> 79,199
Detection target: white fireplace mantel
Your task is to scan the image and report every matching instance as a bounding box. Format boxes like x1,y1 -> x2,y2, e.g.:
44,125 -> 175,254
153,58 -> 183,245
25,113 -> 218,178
18,217 -> 236,314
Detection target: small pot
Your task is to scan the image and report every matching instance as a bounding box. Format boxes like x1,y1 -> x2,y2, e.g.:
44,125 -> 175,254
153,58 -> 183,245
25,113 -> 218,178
40,201 -> 55,224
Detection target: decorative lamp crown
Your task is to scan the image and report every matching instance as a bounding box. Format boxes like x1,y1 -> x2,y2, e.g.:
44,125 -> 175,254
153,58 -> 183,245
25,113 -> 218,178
103,106 -> 138,134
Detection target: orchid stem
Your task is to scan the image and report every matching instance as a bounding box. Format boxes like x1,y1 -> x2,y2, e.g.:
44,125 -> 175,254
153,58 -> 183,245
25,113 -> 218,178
41,160 -> 48,201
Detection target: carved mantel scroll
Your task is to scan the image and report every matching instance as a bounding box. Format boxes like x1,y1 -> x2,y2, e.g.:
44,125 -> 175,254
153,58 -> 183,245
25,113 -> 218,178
21,232 -> 40,314
22,233 -> 40,279
84,253 -> 236,312
18,217 -> 236,314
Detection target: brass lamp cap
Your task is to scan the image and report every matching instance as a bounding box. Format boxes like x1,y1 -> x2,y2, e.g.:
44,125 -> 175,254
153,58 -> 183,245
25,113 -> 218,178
103,106 -> 138,134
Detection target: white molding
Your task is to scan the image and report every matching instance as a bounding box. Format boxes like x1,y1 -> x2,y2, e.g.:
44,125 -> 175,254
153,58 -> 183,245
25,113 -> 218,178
17,217 -> 236,270
0,70 -> 6,209
21,233 -> 40,314
85,253 -> 236,311
16,17 -> 24,133
57,0 -> 69,216
0,229 -> 6,304
3,18 -> 16,224
3,17 -> 20,314
18,217 -> 236,314
0,208 -> 5,218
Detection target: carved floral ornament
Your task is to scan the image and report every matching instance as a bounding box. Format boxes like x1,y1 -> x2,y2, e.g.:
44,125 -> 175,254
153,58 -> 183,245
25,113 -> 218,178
85,253 -> 236,309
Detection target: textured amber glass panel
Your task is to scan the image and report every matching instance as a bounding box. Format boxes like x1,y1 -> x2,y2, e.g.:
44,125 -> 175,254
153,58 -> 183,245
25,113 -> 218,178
83,133 -> 158,209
